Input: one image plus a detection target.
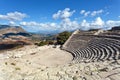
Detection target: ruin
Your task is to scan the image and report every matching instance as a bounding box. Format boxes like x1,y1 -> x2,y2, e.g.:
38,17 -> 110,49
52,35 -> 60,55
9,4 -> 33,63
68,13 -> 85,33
62,29 -> 120,62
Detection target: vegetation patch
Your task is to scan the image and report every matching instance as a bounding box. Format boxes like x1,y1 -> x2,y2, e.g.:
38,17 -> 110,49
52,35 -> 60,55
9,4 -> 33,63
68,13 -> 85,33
15,67 -> 21,70
11,62 -> 16,66
5,62 -> 7,65
35,40 -> 55,46
56,31 -> 72,45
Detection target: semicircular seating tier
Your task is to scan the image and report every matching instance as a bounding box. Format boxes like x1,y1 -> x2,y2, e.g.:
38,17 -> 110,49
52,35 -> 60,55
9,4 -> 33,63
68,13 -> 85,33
62,30 -> 120,63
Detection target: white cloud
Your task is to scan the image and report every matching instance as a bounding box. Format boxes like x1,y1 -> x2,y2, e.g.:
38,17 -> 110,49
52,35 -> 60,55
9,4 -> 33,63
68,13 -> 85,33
80,17 -> 120,30
52,8 -> 78,31
20,20 -> 79,32
53,8 -> 75,19
81,20 -> 89,27
9,21 -> 16,25
91,17 -> 105,27
52,10 -> 61,19
19,8 -> 119,33
80,9 -> 104,17
80,10 -> 90,17
80,10 -> 85,14
20,17 -> 120,32
80,20 -> 90,30
20,21 -> 58,32
20,17 -> 105,32
0,11 -> 27,21
60,18 -> 79,31
20,8 -> 78,32
106,20 -> 120,29
80,17 -> 105,30
20,21 -> 57,28
91,9 -> 103,16
84,11 -> 91,17
20,21 -> 40,27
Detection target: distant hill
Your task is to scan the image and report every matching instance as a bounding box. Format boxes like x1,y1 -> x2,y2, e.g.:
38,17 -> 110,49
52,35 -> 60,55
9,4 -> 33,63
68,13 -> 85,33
0,25 -> 55,41
0,25 -> 32,50
0,25 -> 26,34
0,25 -> 31,39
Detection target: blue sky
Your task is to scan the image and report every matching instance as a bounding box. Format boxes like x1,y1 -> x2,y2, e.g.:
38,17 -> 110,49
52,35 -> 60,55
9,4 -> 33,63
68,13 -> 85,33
0,0 -> 120,33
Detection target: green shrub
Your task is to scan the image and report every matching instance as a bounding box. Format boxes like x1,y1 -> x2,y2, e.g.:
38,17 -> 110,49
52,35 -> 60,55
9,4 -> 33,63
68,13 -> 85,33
5,62 -> 7,65
35,40 -> 55,46
37,41 -> 48,46
15,67 -> 21,70
47,40 -> 54,45
34,43 -> 39,45
57,31 -> 71,45
11,63 -> 16,66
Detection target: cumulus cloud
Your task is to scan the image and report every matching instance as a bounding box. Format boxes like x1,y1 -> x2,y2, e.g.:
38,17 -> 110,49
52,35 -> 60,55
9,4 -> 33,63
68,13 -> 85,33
0,11 -> 27,21
80,17 -> 120,30
80,20 -> 90,30
80,10 -> 85,14
52,8 -> 78,31
81,20 -> 89,27
20,17 -> 105,32
52,8 -> 75,19
9,21 -> 16,25
52,10 -> 61,19
20,21 -> 40,27
80,10 -> 90,17
91,17 -> 105,27
20,17 -> 120,32
80,17 -> 105,30
19,8 -> 119,33
80,9 -> 104,17
106,20 -> 120,29
20,21 -> 58,32
84,11 -> 91,17
20,8 -> 78,32
60,18 -> 79,31
20,20 -> 79,32
91,9 -> 103,16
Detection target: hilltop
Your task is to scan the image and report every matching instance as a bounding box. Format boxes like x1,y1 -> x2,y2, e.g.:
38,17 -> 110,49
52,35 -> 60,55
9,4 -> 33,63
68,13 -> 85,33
0,25 -> 26,34
0,25 -> 32,50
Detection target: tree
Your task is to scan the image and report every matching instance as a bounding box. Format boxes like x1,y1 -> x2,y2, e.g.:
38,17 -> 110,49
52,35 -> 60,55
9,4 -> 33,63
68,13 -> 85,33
56,31 -> 71,45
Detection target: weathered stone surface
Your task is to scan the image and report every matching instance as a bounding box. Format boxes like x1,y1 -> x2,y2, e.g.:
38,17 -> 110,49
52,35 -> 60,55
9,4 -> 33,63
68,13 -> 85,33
62,29 -> 120,62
